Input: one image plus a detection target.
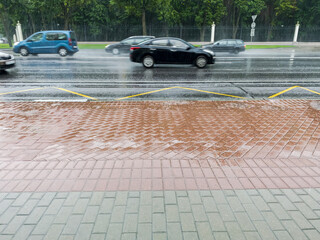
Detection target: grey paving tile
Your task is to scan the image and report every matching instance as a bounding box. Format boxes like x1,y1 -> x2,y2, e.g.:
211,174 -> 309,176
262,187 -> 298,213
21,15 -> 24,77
80,192 -> 92,199
92,214 -> 110,233
199,191 -> 211,197
82,206 -> 99,223
223,190 -> 236,196
299,195 -> 320,210
153,232 -> 167,240
227,196 -> 245,212
234,212 -> 256,231
18,199 -> 39,215
153,213 -> 166,232
188,191 -> 202,204
121,233 -> 136,240
63,192 -> 81,206
196,222 -> 214,240
137,223 -> 152,240
153,191 -> 164,198
38,192 -> 56,207
72,198 -> 90,215
43,224 -> 64,240
202,197 -> 218,212
30,192 -> 44,200
128,192 -> 140,198
269,203 -> 291,220
25,207 -> 47,224
32,215 -> 55,235
166,205 -> 180,222
251,195 -> 270,211
140,191 -> 152,205
91,234 -> 106,240
282,189 -> 302,203
183,232 -> 199,240
138,205 -> 152,223
270,189 -> 283,195
115,192 -> 128,206
191,205 -> 208,222
89,192 -> 105,206
5,193 -> 20,199
244,232 -> 262,240
211,191 -> 228,204
307,189 -> 320,202
110,206 -> 126,223
177,197 -> 192,212
75,223 -> 94,240
176,191 -> 188,197
180,213 -> 196,232
123,214 -> 138,233
2,215 -> 27,235
217,204 -> 235,221
99,198 -> 115,214
56,192 -> 68,199
12,193 -> 32,207
304,229 -> 320,240
164,191 -> 177,205
12,224 -> 34,240
58,235 -> 74,240
207,213 -> 226,231
258,189 -> 277,203
281,220 -> 309,240
242,203 -> 263,221
0,207 -> 19,224
167,222 -> 183,240
45,199 -> 65,215
0,199 -> 14,215
104,192 -> 116,198
235,190 -> 252,204
126,198 -> 140,213
61,215 -> 83,235
0,236 -> 13,240
153,197 -> 165,213
53,206 -> 73,224
225,222 -> 245,240
213,232 -> 230,240
261,211 -> 284,231
105,223 -> 122,240
294,202 -> 319,219
275,195 -> 298,211
253,221 -> 277,240
247,189 -> 260,196
294,189 -> 308,195
289,211 -> 313,229
310,219 -> 320,230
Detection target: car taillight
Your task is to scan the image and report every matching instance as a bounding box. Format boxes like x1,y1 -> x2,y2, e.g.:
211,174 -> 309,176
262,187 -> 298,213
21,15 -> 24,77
130,47 -> 140,51
244,45 -> 246,48
68,38 -> 72,46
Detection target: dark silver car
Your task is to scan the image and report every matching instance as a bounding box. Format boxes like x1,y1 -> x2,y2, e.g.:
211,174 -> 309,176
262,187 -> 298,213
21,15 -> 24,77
0,51 -> 15,72
203,39 -> 246,54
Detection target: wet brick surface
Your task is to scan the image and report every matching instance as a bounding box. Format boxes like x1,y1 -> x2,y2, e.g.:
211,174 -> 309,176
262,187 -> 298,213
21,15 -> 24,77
0,100 -> 320,192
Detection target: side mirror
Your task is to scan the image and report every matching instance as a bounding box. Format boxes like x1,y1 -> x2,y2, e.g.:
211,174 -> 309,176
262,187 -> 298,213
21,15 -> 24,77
215,43 -> 220,45
186,46 -> 191,50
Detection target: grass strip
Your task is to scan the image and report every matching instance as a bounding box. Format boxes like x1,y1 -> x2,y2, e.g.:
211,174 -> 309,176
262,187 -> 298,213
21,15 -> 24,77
0,44 -> 10,49
246,45 -> 295,49
78,44 -> 106,49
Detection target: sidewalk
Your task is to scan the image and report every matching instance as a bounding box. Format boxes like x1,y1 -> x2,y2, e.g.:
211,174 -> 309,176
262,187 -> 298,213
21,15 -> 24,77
0,100 -> 320,239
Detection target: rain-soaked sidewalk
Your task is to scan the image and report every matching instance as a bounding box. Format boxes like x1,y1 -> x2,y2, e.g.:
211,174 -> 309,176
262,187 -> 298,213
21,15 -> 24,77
0,100 -> 320,239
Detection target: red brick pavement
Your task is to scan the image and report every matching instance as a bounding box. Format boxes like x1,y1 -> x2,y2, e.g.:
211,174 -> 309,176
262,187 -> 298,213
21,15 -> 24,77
0,100 -> 319,192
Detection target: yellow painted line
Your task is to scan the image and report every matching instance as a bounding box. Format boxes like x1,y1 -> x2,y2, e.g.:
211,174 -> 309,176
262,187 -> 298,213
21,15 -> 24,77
268,86 -> 299,99
175,87 -> 246,99
0,87 -> 46,96
55,88 -> 98,101
115,87 -> 177,100
299,86 -> 320,96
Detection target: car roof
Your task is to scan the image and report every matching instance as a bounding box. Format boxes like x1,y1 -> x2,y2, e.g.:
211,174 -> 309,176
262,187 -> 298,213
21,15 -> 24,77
217,39 -> 244,41
128,36 -> 155,38
34,30 -> 73,34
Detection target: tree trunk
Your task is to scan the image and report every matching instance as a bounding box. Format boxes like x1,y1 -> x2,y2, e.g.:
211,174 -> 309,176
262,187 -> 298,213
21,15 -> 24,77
142,9 -> 147,35
232,11 -> 240,39
200,26 -> 205,42
179,23 -> 183,38
1,13 -> 13,47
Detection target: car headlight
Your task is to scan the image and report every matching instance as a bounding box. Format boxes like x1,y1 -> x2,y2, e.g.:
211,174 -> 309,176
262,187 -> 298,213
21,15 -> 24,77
14,42 -> 20,46
105,45 -> 110,48
203,49 -> 215,55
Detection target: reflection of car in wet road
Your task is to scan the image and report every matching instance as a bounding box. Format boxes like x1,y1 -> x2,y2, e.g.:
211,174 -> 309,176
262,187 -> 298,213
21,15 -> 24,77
130,37 -> 215,68
203,39 -> 245,54
13,30 -> 79,57
0,51 -> 15,72
105,36 -> 155,55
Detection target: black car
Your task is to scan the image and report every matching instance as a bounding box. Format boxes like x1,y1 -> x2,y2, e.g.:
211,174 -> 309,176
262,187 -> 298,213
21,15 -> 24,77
130,37 -> 215,68
0,51 -> 15,72
203,39 -> 245,54
105,36 -> 155,55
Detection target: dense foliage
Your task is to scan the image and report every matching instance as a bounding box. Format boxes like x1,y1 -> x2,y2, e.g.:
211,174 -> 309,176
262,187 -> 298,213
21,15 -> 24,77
1,0 -> 319,45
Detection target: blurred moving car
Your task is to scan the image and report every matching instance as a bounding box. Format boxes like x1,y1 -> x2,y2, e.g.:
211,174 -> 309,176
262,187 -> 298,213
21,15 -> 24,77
130,37 -> 215,68
105,36 -> 155,55
0,38 -> 8,44
203,39 -> 245,54
13,31 -> 78,57
0,51 -> 15,72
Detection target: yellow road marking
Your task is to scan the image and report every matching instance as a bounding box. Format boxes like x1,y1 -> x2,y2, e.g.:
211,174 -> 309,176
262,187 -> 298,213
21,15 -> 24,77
299,86 -> 320,96
0,87 -> 46,96
55,88 -> 98,101
268,86 -> 299,99
175,87 -> 246,99
115,87 -> 177,100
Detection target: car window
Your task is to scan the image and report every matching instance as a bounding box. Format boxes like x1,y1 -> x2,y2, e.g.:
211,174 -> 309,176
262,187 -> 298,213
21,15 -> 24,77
30,33 -> 43,42
170,39 -> 189,48
150,39 -> 168,46
46,33 -> 67,41
121,39 -> 136,44
219,40 -> 227,45
236,40 -> 244,44
70,32 -> 77,41
135,38 -> 151,44
227,40 -> 236,45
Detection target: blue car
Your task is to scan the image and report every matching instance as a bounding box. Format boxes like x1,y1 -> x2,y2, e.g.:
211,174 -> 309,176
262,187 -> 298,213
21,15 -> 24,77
13,30 -> 78,57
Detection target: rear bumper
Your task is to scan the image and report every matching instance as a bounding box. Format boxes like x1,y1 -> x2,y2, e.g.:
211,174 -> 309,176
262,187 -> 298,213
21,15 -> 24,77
0,62 -> 15,70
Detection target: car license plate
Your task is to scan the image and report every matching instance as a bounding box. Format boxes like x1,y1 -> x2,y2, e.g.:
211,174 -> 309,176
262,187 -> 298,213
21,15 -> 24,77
5,60 -> 15,65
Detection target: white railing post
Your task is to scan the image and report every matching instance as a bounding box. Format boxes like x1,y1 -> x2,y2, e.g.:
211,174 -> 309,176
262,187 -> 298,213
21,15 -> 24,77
13,34 -> 17,43
16,21 -> 23,42
293,21 -> 300,43
211,22 -> 215,43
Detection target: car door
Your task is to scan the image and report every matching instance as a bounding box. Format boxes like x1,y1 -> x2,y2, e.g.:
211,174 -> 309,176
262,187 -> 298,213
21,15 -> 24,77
148,39 -> 171,63
168,39 -> 193,64
227,40 -> 236,52
119,38 -> 136,53
212,40 -> 227,52
44,32 -> 57,53
26,33 -> 44,53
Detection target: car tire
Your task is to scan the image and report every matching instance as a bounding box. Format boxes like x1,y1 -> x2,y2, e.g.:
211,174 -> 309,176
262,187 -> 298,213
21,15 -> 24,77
233,49 -> 239,54
58,47 -> 68,57
142,55 -> 154,68
195,55 -> 207,68
112,48 -> 119,55
20,47 -> 29,56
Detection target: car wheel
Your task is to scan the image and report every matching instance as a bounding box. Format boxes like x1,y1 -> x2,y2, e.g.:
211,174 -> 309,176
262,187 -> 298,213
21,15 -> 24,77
233,49 -> 239,54
58,47 -> 68,57
195,55 -> 207,68
112,48 -> 119,55
20,47 -> 29,56
142,55 -> 154,68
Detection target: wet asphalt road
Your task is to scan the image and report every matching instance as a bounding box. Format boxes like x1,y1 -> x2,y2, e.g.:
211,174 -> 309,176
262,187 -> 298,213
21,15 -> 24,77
1,48 -> 320,101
